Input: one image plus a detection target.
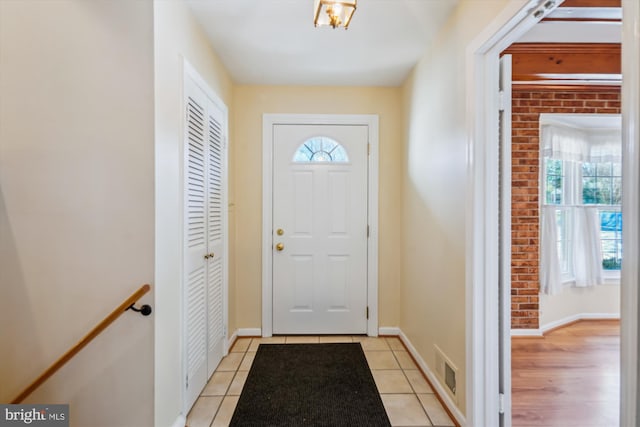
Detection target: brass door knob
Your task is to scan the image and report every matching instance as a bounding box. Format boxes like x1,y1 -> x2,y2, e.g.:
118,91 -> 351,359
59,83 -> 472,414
275,243 -> 284,251
276,228 -> 285,236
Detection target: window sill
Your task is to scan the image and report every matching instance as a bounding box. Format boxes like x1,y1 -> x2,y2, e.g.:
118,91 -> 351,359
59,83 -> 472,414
560,276 -> 620,287
603,272 -> 621,285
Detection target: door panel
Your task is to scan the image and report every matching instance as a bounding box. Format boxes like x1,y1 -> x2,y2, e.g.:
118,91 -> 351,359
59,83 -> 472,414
328,171 -> 349,233
293,172 -> 313,234
184,84 -> 208,410
272,125 -> 368,334
327,255 -> 349,310
183,74 -> 227,412
206,105 -> 225,378
292,255 -> 314,310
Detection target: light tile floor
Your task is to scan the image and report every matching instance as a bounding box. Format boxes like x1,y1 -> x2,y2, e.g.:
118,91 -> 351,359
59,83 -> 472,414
186,336 -> 456,427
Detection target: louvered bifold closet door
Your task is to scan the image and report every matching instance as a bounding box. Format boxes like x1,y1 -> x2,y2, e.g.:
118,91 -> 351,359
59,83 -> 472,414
206,100 -> 225,378
184,78 -> 209,411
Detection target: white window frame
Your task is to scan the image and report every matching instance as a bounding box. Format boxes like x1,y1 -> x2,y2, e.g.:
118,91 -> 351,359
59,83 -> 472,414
541,156 -> 622,285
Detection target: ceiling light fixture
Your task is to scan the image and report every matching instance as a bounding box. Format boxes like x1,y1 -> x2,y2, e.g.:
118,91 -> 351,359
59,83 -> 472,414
314,0 -> 356,29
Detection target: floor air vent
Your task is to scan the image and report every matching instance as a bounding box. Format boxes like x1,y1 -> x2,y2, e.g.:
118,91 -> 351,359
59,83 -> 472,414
434,345 -> 458,402
445,362 -> 457,395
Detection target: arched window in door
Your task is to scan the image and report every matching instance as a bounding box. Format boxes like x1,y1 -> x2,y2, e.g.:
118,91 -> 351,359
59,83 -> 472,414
292,136 -> 349,163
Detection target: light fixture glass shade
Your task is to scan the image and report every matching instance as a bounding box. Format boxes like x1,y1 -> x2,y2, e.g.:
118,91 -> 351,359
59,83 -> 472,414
314,0 -> 357,29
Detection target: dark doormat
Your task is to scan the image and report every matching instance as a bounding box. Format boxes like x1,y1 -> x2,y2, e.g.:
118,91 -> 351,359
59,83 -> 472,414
229,343 -> 391,426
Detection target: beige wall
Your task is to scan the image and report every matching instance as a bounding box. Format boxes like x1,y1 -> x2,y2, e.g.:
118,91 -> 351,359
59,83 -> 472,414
540,284 -> 620,327
0,1 -> 155,425
232,85 -> 403,330
0,0 -> 544,423
400,0 -> 515,416
154,0 -> 234,424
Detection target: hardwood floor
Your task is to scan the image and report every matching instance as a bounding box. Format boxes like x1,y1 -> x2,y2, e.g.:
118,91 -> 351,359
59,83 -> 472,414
511,320 -> 620,427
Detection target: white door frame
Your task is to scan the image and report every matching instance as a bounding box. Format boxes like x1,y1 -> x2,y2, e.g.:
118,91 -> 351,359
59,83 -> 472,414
467,1 -> 640,426
466,3 -> 550,424
262,114 -> 379,337
620,1 -> 640,424
498,53 -> 513,427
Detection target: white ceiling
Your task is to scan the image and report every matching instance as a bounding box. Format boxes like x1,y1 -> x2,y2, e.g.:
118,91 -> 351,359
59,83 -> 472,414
185,1 -> 622,87
185,0 -> 460,87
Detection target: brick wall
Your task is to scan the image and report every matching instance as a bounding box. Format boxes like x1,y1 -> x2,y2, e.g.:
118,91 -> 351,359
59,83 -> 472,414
511,88 -> 621,329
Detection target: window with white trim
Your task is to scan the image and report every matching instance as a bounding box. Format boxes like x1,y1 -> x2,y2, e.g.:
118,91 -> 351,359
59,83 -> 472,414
540,114 -> 622,286
544,158 -> 622,276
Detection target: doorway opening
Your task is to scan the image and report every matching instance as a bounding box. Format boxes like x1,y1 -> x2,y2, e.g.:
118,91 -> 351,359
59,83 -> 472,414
503,3 -> 623,424
466,0 -> 639,426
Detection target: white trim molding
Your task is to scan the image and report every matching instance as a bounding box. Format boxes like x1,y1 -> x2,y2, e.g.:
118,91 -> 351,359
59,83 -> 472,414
398,330 -> 466,426
621,1 -> 640,424
465,1 -> 560,426
378,327 -> 401,336
227,329 -> 261,352
237,328 -> 262,337
510,329 -> 543,337
261,114 -> 379,337
541,313 -> 620,334
382,327 -> 466,425
227,330 -> 238,352
511,313 -> 621,337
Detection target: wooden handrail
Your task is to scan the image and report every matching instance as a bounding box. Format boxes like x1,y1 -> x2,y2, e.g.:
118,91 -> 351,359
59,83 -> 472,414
11,284 -> 151,404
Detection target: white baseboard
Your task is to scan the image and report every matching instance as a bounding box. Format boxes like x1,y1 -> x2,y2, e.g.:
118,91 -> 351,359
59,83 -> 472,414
540,312 -> 620,334
237,328 -> 262,337
227,330 -> 238,353
578,312 -> 620,320
511,312 -> 621,337
511,328 -> 543,337
227,328 -> 261,352
398,330 -> 466,427
378,326 -> 400,336
171,414 -> 186,427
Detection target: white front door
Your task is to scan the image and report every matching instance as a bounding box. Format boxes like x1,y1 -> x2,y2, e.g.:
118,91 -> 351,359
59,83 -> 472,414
272,124 -> 368,334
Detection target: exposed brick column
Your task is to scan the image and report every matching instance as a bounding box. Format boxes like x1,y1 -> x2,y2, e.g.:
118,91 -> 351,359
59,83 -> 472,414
510,89 -> 621,329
